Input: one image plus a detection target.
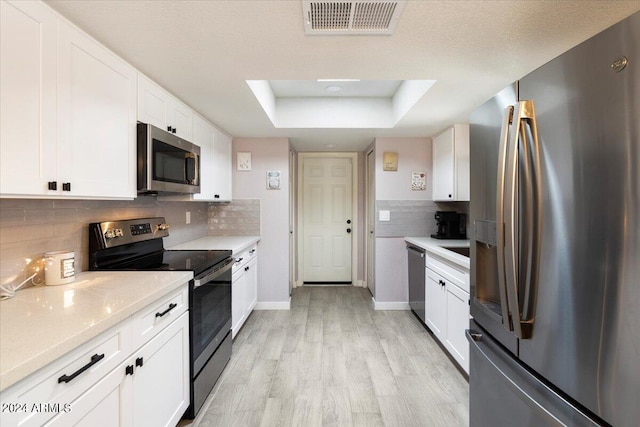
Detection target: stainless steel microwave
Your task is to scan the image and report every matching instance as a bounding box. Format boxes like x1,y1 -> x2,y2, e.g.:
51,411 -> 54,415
137,123 -> 200,195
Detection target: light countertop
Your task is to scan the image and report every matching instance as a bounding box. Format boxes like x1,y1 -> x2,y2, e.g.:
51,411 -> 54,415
168,236 -> 261,255
405,237 -> 470,270
0,270 -> 192,391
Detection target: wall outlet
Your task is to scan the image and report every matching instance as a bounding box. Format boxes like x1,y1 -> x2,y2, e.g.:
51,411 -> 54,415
379,210 -> 391,221
186,211 -> 191,224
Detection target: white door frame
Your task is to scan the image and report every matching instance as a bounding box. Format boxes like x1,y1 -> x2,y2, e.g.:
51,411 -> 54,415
365,147 -> 375,296
297,152 -> 359,287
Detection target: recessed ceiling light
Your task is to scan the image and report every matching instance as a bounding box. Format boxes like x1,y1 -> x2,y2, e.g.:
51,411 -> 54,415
325,85 -> 343,93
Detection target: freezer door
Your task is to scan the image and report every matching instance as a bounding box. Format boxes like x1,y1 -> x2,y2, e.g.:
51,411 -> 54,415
469,84 -> 519,354
518,11 -> 640,427
468,322 -> 599,427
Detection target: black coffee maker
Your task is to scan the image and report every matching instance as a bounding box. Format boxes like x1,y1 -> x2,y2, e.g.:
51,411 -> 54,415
431,211 -> 467,239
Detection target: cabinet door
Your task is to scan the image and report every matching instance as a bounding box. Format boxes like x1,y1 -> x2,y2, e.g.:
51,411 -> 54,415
192,115 -> 215,200
44,362 -> 133,427
231,269 -> 245,338
172,100 -> 193,141
137,74 -> 171,132
0,0 -> 57,196
211,129 -> 232,201
244,257 -> 258,319
445,283 -> 470,374
432,128 -> 455,201
57,22 -> 137,199
132,312 -> 189,427
425,268 -> 447,341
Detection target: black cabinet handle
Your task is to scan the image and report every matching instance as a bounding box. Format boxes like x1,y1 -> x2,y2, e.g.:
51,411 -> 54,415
249,249 -> 256,255
155,302 -> 177,318
235,257 -> 243,264
172,127 -> 177,134
245,266 -> 249,272
48,181 -> 57,191
135,357 -> 144,367
125,365 -> 134,376
448,194 -> 452,198
214,194 -> 220,199
58,353 -> 105,383
167,126 -> 172,132
62,182 -> 71,191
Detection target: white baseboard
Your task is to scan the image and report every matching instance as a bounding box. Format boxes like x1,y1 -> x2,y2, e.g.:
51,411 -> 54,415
371,298 -> 411,311
254,298 -> 291,310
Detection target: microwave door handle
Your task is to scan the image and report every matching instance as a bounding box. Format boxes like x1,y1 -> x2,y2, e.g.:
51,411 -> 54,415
496,105 -> 515,332
185,155 -> 197,184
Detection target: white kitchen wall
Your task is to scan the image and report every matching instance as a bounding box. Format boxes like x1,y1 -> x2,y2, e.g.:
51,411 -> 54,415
372,137 -> 431,306
232,137 -> 290,308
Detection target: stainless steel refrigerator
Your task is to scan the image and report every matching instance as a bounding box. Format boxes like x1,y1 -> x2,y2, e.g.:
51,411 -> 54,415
468,11 -> 639,427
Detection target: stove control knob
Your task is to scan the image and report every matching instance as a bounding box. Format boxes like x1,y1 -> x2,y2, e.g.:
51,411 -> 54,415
105,229 -> 115,239
114,228 -> 124,237
158,223 -> 170,231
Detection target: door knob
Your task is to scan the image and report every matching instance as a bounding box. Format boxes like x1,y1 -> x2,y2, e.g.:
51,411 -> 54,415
346,219 -> 351,224
346,228 -> 352,233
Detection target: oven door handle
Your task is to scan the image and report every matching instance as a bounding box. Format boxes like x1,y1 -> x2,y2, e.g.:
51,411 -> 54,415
193,257 -> 234,288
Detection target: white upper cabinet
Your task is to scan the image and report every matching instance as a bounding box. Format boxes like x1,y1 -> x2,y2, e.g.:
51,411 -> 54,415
432,124 -> 470,201
191,114 -> 232,202
57,20 -> 137,199
211,128 -> 232,201
1,0 -> 58,196
137,73 -> 193,141
0,0 -> 136,199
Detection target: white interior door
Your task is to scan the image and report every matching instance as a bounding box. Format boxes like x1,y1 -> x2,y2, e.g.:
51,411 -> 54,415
302,157 -> 353,283
366,149 -> 375,295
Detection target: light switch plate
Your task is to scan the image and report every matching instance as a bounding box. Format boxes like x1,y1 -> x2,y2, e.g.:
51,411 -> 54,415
186,211 -> 191,224
379,210 -> 391,221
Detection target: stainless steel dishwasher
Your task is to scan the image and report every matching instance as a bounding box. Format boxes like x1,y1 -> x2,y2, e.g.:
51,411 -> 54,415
407,244 -> 426,322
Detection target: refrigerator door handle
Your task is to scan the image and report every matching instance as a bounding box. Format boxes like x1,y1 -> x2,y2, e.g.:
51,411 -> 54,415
496,105 -> 515,332
505,100 -> 541,339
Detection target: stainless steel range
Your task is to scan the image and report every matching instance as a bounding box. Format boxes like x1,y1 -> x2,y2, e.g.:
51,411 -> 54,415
89,217 -> 233,419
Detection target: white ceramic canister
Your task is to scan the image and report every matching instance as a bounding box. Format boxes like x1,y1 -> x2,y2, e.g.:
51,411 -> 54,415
44,251 -> 75,285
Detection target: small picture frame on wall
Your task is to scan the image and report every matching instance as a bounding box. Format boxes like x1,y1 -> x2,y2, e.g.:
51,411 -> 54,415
383,152 -> 398,171
266,171 -> 281,190
237,152 -> 252,171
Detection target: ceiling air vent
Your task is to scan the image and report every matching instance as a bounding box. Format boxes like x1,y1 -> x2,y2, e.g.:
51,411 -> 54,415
302,1 -> 406,35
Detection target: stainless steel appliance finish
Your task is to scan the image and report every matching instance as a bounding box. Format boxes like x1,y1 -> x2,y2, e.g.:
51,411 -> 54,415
89,217 -> 233,420
469,11 -> 640,427
407,244 -> 426,322
137,122 -> 201,195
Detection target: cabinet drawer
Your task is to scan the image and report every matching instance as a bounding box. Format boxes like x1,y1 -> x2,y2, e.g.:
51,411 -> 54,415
232,245 -> 257,274
1,323 -> 131,427
426,253 -> 469,292
131,286 -> 188,349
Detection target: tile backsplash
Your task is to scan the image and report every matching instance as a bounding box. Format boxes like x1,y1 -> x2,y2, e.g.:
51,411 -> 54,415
0,197 -> 210,287
208,199 -> 261,236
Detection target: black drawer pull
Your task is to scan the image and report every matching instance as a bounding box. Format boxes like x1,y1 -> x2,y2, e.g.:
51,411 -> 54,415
125,365 -> 134,376
155,303 -> 177,318
245,266 -> 249,272
136,357 -> 144,367
48,181 -> 57,191
249,249 -> 256,255
58,353 -> 105,383
62,182 -> 71,191
235,257 -> 243,264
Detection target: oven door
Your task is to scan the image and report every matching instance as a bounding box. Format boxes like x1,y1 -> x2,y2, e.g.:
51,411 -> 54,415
190,257 -> 233,375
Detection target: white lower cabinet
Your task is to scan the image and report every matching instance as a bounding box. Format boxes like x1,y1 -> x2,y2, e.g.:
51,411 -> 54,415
231,245 -> 258,338
425,254 -> 470,373
0,286 -> 189,427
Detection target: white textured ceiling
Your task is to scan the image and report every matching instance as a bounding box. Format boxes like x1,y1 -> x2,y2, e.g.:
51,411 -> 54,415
45,1 -> 640,151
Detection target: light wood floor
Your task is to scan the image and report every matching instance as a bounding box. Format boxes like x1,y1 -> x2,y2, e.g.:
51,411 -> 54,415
194,286 -> 469,427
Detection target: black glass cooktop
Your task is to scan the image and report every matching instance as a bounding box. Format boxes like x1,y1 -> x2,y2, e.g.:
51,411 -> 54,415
105,250 -> 231,276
